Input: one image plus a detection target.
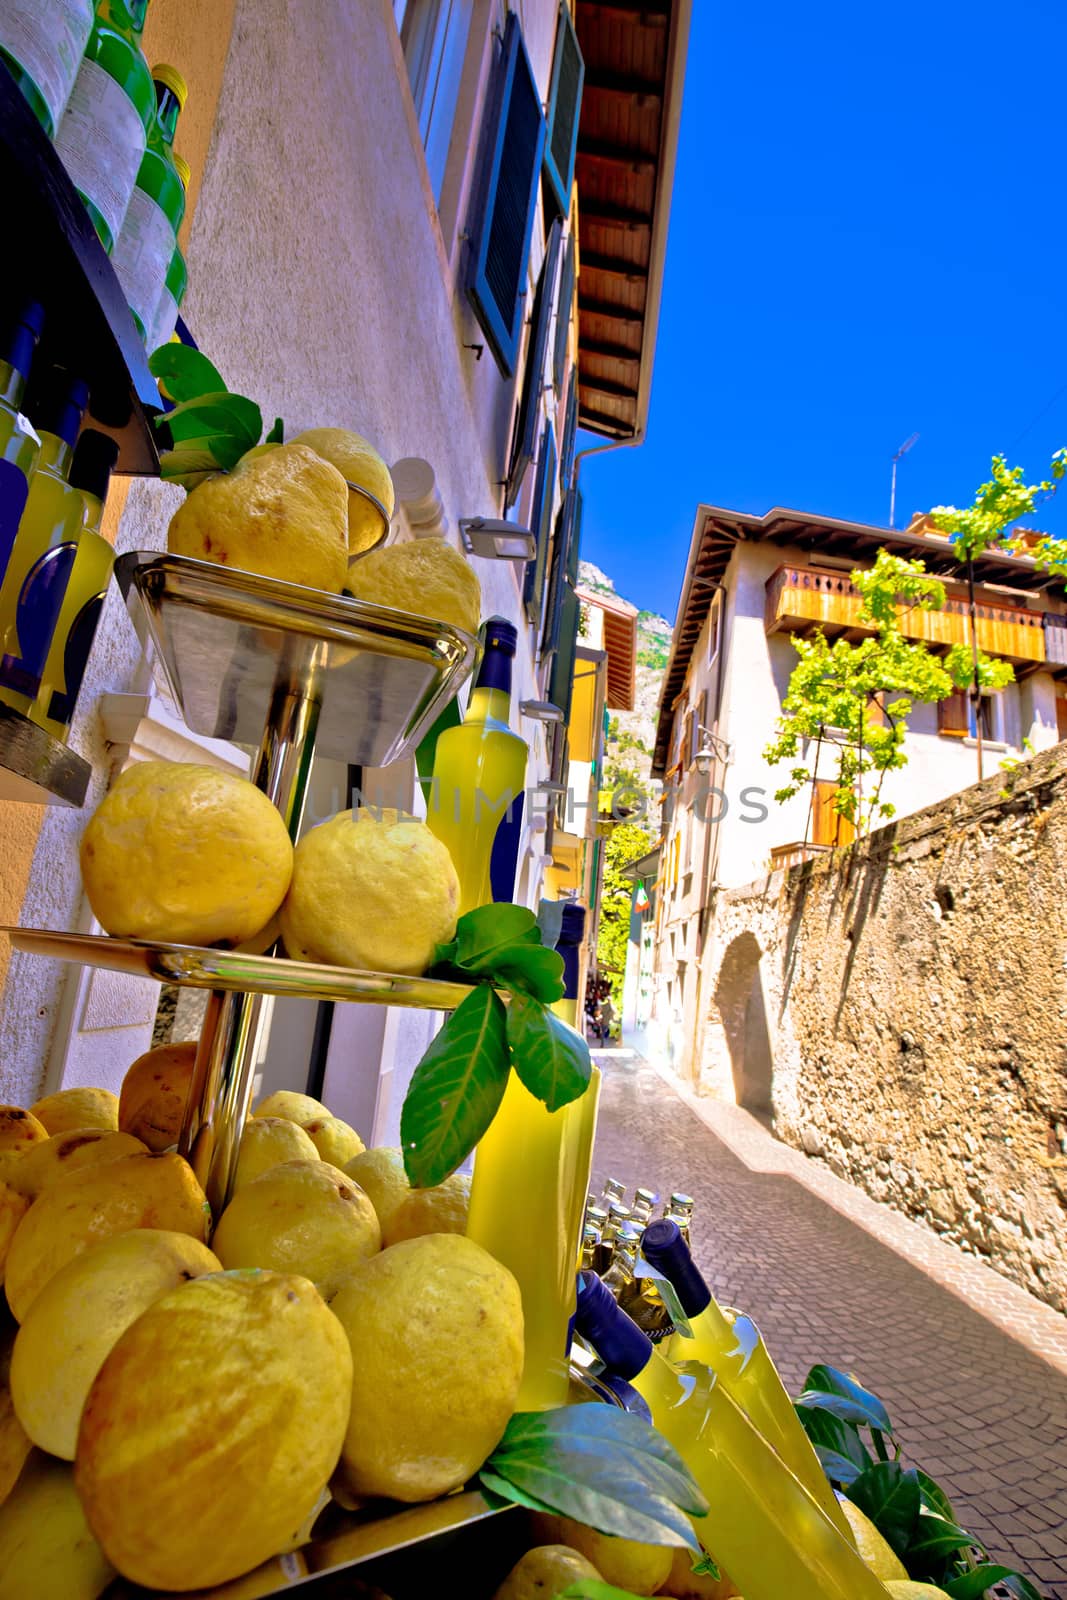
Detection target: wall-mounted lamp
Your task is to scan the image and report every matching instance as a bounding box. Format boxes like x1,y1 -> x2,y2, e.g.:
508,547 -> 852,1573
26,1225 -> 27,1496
460,517 -> 535,563
520,699 -> 565,723
694,725 -> 733,775
534,779 -> 567,796
391,457 -> 447,539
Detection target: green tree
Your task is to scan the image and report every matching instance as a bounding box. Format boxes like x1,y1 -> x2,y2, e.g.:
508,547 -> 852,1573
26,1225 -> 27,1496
596,819 -> 654,1010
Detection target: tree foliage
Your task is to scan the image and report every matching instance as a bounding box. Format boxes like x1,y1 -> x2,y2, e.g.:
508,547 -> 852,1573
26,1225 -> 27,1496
928,450 -> 1067,565
597,820 -> 654,1009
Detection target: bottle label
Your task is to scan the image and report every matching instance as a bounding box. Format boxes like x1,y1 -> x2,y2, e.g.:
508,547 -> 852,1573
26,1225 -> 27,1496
112,188 -> 176,333
0,0 -> 93,129
147,285 -> 179,354
0,460 -> 30,592
0,542 -> 79,700
55,58 -> 147,245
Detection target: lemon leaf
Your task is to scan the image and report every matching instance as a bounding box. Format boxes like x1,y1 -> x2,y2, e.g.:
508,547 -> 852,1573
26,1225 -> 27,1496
845,1461 -> 920,1558
945,1567 -> 1042,1600
265,416 -> 285,444
507,992 -> 590,1110
148,343 -> 225,401
452,904 -> 541,970
400,986 -> 509,1187
163,393 -> 263,448
491,944 -> 565,1002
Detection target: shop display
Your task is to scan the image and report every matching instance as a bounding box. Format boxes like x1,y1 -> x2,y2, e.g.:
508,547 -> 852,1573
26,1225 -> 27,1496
110,63 -> 186,339
347,533 -> 483,633
289,425 -> 395,553
0,0 -> 95,139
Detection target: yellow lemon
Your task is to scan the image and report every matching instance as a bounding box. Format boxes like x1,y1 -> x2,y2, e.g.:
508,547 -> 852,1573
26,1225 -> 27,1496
493,1545 -> 603,1599
6,1129 -> 147,1199
211,1160 -> 380,1299
168,441 -> 349,593
302,1115 -> 364,1168
530,1514 -> 674,1595
279,808 -> 459,976
118,1040 -> 197,1151
0,1451 -> 115,1600
0,1185 -> 29,1288
29,1088 -> 117,1136
290,427 -> 394,555
346,537 -> 480,635
10,1229 -> 220,1460
0,1109 -> 48,1185
838,1498 -> 909,1582
885,1585 -> 952,1598
80,761 -> 294,946
342,1147 -> 409,1233
0,1326 -> 30,1510
382,1171 -> 470,1246
74,1270 -> 353,1592
234,1116 -> 319,1188
252,1089 -> 329,1125
4,1151 -> 210,1322
330,1233 -> 523,1503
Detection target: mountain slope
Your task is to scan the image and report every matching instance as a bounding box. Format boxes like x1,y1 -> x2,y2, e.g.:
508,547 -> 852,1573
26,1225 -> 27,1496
578,560 -> 672,795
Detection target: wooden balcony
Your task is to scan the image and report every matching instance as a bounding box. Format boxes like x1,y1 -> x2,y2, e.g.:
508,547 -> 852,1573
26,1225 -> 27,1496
764,565 -> 1046,666
769,841 -> 832,872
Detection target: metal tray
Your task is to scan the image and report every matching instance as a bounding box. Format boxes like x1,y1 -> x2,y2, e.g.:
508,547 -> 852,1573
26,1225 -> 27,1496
115,551 -> 478,767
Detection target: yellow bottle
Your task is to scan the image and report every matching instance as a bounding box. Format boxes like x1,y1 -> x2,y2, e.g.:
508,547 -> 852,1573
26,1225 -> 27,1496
641,1217 -> 852,1542
427,617 -> 527,914
467,1059 -> 601,1411
574,1272 -> 890,1600
0,304 -> 44,581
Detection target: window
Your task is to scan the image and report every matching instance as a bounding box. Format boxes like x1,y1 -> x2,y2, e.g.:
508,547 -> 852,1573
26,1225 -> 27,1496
542,4 -> 585,216
523,422 -> 557,625
504,217 -> 563,508
812,780 -> 855,849
558,368 -> 578,488
542,485 -> 582,655
938,690 -> 995,741
395,0 -> 474,202
552,229 -> 575,392
706,592 -> 722,667
467,14 -> 546,375
548,581 -> 581,721
1057,697 -> 1067,741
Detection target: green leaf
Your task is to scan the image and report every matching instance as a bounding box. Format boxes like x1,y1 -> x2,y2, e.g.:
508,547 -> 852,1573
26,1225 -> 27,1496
945,1566 -> 1043,1600
159,433 -> 249,473
908,1513 -> 975,1563
265,416 -> 285,444
506,992 -> 592,1111
149,343 -> 226,401
795,1390 -> 893,1432
802,1366 -> 893,1433
916,1469 -> 956,1522
453,904 -> 541,970
812,1444 -> 865,1486
846,1461 -> 920,1558
690,1553 -> 721,1578
794,1403 -> 872,1480
481,1407 -> 707,1552
400,987 -> 509,1186
492,943 -> 566,1001
163,391 -> 263,447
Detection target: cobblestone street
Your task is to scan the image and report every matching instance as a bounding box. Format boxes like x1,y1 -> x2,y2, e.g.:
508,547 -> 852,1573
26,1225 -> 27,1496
590,1047 -> 1067,1599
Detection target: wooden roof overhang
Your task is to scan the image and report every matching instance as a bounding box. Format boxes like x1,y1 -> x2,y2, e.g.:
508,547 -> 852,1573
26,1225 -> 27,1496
651,504 -> 1067,775
576,585 -> 639,709
573,0 -> 691,441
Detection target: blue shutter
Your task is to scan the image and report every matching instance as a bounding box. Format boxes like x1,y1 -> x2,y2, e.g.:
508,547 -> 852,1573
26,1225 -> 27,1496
543,4 -> 585,217
504,216 -> 563,508
523,422 -> 557,624
552,231 -> 575,392
548,582 -> 581,723
558,370 -> 578,488
467,14 -> 546,376
542,485 -> 582,655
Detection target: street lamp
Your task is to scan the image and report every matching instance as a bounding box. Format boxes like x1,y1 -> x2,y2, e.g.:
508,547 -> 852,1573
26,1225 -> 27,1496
889,433 -> 919,529
694,726 -> 732,775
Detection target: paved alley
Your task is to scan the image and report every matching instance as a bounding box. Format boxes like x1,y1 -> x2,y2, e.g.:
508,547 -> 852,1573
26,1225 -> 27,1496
591,1048 -> 1067,1599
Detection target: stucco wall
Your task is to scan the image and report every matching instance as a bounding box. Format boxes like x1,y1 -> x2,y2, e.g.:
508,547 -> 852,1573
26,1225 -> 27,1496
697,742 -> 1067,1313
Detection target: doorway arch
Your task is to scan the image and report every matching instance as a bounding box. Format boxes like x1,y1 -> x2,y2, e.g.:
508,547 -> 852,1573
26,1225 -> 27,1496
712,932 -> 774,1113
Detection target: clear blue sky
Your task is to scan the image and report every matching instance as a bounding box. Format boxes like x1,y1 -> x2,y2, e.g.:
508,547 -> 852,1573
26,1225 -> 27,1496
578,0 -> 1067,622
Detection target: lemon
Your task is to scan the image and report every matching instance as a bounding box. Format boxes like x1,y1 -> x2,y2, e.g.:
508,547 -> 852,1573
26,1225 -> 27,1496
10,1229 -> 220,1459
838,1498 -> 909,1582
342,1147 -> 409,1233
235,1116 -> 319,1188
80,761 -> 294,946
0,1327 -> 30,1510
302,1115 -> 364,1167
168,441 -> 350,593
7,1129 -> 147,1198
211,1160 -> 380,1298
29,1088 -> 117,1136
4,1152 -> 209,1322
118,1041 -> 197,1151
290,427 -> 394,555
253,1089 -> 329,1126
0,1451 -> 116,1600
885,1585 -> 952,1598
0,1185 -> 29,1287
330,1233 -> 523,1502
493,1545 -> 603,1599
279,808 -> 459,976
346,537 -> 480,635
74,1269 -> 353,1592
530,1514 -> 673,1595
383,1171 -> 469,1245
0,1108 -> 48,1180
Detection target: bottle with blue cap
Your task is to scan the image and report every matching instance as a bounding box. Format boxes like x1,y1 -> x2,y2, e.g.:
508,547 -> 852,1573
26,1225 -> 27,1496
640,1216 -> 851,1540
427,615 -> 527,914
573,1270 -> 891,1600
0,303 -> 45,590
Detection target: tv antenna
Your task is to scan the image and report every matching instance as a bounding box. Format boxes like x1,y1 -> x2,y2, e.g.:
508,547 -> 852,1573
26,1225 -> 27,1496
889,433 -> 919,528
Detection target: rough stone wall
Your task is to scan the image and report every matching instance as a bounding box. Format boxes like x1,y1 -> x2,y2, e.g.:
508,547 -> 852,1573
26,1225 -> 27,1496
699,743 -> 1067,1313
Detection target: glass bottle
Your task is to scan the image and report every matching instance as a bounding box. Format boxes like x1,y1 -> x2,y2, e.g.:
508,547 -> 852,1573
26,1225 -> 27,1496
0,367 -> 89,713
54,0 -> 155,253
640,1218 -> 853,1543
0,0 -> 94,137
549,901 -> 585,1029
145,151 -> 188,351
574,1272 -> 889,1600
0,303 -> 44,591
110,63 -> 186,339
632,1185 -> 657,1222
427,617 -> 526,914
600,1177 -> 626,1208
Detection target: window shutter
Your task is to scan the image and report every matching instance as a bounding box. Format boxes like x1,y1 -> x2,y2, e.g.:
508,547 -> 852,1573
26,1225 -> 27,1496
553,231 -> 575,392
523,422 -> 557,624
467,14 -> 546,375
558,368 -> 578,488
504,216 -> 563,508
548,581 -> 581,722
542,485 -> 582,654
812,780 -> 855,847
543,4 -> 585,217
937,689 -> 969,736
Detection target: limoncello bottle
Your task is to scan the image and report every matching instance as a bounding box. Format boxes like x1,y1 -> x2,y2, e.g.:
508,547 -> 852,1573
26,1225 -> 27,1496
574,1272 -> 889,1600
111,64 -> 187,339
0,367 -> 89,714
640,1217 -> 853,1541
427,617 -> 526,914
548,900 -> 585,1028
0,0 -> 95,137
145,152 -> 189,351
0,303 -> 44,590
54,0 -> 155,253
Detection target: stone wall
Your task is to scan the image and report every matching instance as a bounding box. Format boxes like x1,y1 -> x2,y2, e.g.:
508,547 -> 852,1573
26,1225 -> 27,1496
697,743 -> 1067,1313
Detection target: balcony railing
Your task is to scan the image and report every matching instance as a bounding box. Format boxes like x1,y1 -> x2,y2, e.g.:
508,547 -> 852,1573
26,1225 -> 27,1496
764,566 -> 1046,665
768,841 -> 832,872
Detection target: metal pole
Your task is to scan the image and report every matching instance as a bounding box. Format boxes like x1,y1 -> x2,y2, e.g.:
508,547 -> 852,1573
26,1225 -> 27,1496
180,637 -> 326,1216
889,459 -> 898,529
